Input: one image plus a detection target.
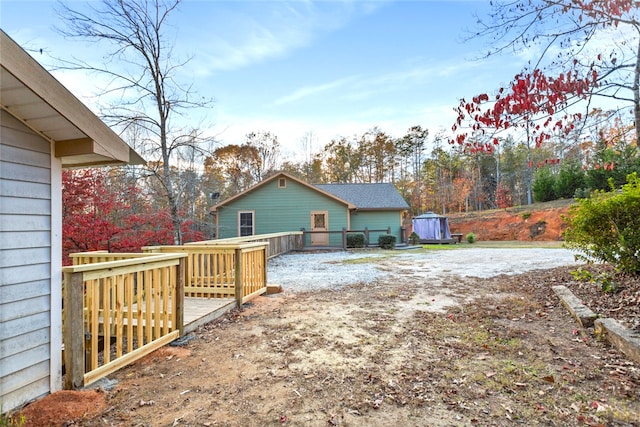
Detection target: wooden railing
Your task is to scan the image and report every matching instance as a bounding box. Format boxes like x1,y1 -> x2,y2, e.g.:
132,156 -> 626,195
300,227 -> 393,248
190,231 -> 303,259
70,250 -> 156,265
62,253 -> 187,389
143,243 -> 269,306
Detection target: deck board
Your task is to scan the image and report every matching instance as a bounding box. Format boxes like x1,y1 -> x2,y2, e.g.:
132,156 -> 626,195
183,297 -> 236,333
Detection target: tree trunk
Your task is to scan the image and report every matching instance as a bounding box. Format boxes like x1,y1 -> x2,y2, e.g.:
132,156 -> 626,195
634,38 -> 640,144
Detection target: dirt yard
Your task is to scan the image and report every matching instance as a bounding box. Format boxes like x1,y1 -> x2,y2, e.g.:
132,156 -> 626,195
13,246 -> 640,427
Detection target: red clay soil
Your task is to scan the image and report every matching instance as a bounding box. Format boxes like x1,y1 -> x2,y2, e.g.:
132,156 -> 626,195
448,205 -> 570,241
10,348 -> 192,426
13,390 -> 107,426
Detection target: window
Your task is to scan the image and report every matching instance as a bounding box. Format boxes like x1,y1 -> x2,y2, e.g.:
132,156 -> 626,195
278,177 -> 286,188
313,213 -> 326,228
238,211 -> 254,237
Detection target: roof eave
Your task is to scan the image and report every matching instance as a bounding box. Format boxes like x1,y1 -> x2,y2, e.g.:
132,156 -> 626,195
210,172 -> 356,211
0,30 -> 145,167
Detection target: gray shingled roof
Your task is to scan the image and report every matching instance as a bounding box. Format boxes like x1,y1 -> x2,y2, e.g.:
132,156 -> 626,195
315,183 -> 409,210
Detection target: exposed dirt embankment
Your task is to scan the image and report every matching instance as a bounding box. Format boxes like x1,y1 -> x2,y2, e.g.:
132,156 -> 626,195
447,201 -> 572,241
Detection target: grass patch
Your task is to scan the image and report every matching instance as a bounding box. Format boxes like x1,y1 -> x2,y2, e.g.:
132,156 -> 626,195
416,241 -> 565,251
342,254 -> 393,264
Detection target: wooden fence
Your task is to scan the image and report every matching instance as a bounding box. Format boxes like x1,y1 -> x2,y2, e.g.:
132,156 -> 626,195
62,242 -> 269,389
62,253 -> 187,389
190,231 -> 303,259
143,242 -> 269,306
300,227 -> 394,248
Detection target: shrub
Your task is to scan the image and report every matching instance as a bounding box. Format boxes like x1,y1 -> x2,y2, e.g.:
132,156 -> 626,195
573,187 -> 592,199
554,160 -> 586,199
466,232 -> 476,244
532,167 -> 558,202
409,232 -> 420,245
378,234 -> 396,249
346,233 -> 366,248
563,173 -> 640,274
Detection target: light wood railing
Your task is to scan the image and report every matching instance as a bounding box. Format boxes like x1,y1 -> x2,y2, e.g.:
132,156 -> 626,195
143,243 -> 268,306
190,231 -> 303,259
62,253 -> 187,389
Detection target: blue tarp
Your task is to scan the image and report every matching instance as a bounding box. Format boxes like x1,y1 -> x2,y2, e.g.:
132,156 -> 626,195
412,212 -> 452,240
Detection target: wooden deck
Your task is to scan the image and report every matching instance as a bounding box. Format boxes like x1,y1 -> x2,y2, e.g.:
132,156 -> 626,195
183,297 -> 236,333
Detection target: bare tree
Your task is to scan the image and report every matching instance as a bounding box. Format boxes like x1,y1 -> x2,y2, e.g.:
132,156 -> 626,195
245,131 -> 281,181
472,0 -> 640,142
56,0 -> 213,244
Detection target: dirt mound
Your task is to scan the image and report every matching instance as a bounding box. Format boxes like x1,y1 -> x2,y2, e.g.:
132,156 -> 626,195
448,204 -> 571,241
12,390 -> 107,426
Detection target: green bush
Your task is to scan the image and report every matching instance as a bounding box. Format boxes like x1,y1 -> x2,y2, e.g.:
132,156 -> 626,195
378,234 -> 396,249
554,160 -> 586,199
409,232 -> 420,245
532,167 -> 557,202
573,187 -> 592,199
466,232 -> 476,244
563,173 -> 640,274
346,233 -> 366,248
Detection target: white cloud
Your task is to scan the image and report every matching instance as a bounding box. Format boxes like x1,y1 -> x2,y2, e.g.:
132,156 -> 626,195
273,75 -> 361,105
185,0 -> 382,77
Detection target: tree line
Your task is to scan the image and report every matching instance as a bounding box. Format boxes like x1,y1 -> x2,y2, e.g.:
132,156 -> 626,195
63,114 -> 639,263
54,0 -> 639,258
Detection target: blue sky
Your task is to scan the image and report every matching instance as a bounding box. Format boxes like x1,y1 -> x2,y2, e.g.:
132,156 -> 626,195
1,0 -> 530,159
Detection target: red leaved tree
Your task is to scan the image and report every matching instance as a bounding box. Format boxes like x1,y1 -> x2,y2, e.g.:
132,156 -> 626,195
452,0 -> 639,203
467,0 -> 639,141
62,169 -> 203,265
452,69 -> 596,203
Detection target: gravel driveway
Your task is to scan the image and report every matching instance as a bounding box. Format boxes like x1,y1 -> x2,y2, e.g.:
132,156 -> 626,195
268,247 -> 582,293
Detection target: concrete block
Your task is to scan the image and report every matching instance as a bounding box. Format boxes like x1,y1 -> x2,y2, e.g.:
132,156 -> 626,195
595,318 -> 640,365
552,285 -> 598,328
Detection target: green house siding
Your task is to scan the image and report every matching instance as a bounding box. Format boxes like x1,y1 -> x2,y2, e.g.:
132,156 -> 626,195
216,178 -> 349,239
350,210 -> 403,243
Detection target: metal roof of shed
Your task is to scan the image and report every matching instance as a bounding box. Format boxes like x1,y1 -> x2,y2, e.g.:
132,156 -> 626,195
414,211 -> 447,219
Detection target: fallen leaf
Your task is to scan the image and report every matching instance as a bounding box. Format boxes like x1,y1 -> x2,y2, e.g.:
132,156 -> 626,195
372,397 -> 384,409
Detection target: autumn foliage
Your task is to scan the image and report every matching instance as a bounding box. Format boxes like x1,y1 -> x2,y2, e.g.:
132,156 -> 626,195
62,169 -> 203,265
451,68 -> 597,152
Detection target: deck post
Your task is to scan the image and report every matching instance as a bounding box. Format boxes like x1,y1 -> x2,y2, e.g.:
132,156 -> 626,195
175,257 -> 185,336
234,248 -> 243,307
64,271 -> 85,389
262,245 -> 268,289
342,228 -> 347,249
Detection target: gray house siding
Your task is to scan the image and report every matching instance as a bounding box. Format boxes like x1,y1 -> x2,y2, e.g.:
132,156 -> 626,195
217,178 -> 349,239
0,111 -> 54,412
